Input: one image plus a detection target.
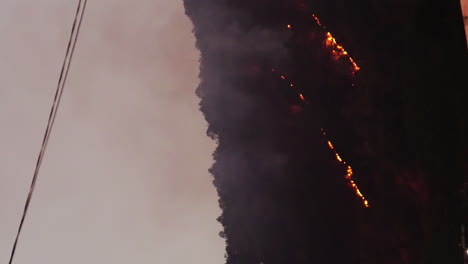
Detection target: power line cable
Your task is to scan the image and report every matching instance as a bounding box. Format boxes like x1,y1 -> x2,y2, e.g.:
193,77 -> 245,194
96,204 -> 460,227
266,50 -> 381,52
8,1 -> 88,263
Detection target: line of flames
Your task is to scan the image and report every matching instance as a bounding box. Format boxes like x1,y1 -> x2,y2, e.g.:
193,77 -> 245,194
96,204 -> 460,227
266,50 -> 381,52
309,12 -> 367,206
322,129 -> 370,208
273,14 -> 369,207
271,68 -> 370,208
289,14 -> 361,73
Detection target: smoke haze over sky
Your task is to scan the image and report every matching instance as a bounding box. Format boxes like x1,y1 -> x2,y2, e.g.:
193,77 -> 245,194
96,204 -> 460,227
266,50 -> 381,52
461,0 -> 468,43
0,1 -> 224,263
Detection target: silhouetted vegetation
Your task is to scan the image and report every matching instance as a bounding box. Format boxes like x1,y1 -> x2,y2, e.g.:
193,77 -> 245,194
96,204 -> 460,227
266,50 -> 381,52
183,0 -> 467,263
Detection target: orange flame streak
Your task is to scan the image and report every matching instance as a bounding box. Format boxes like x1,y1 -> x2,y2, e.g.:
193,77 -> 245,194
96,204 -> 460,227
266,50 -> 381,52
287,14 -> 361,73
349,58 -> 360,71
335,153 -> 343,162
309,14 -> 369,205
322,129 -> 370,208
309,14 -> 362,73
274,70 -> 307,103
324,32 -> 360,73
272,70 -> 370,208
311,14 -> 323,26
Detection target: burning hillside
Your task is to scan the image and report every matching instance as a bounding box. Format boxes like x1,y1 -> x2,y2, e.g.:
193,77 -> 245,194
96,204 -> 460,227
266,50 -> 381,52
183,0 -> 467,263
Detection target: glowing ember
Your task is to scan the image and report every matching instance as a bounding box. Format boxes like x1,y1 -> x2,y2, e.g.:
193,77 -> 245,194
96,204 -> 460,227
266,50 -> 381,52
335,153 -> 343,162
274,71 -> 308,103
287,24 -> 292,29
311,14 -> 323,26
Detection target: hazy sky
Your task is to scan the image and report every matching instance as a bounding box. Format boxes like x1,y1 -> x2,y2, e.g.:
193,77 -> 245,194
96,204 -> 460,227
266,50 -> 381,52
0,1 -> 224,263
461,0 -> 468,44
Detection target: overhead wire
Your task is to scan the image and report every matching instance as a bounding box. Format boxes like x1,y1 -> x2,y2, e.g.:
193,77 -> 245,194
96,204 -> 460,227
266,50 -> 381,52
8,1 -> 88,263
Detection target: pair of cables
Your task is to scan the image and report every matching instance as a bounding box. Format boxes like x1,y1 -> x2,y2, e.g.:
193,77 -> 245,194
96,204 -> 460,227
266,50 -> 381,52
8,1 -> 88,263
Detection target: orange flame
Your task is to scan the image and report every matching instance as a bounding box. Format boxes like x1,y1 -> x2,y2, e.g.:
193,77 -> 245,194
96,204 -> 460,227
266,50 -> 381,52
306,14 -> 368,206
324,32 -> 360,73
323,129 -> 370,208
286,13 -> 361,73
311,14 -> 323,27
274,71 -> 307,103
272,69 -> 370,208
335,153 -> 343,163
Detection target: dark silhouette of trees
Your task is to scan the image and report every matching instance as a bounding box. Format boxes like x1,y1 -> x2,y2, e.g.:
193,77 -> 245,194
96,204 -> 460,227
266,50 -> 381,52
183,0 -> 467,263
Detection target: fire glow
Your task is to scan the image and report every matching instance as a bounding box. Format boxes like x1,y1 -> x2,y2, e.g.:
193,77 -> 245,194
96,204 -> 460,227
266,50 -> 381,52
272,68 -> 306,103
288,14 -> 361,73
322,129 -> 370,208
325,32 -> 361,73
272,13 -> 369,207
271,69 -> 369,208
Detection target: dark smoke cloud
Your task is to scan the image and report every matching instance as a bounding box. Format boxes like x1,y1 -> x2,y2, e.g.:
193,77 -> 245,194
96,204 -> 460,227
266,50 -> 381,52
184,0 -> 468,263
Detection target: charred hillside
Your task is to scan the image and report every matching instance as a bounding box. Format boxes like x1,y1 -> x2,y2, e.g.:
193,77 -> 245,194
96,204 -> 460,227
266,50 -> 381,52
183,0 -> 467,263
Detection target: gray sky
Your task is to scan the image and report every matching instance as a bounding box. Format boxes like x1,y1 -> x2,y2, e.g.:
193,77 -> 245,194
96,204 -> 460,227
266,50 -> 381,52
0,1 -> 224,263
